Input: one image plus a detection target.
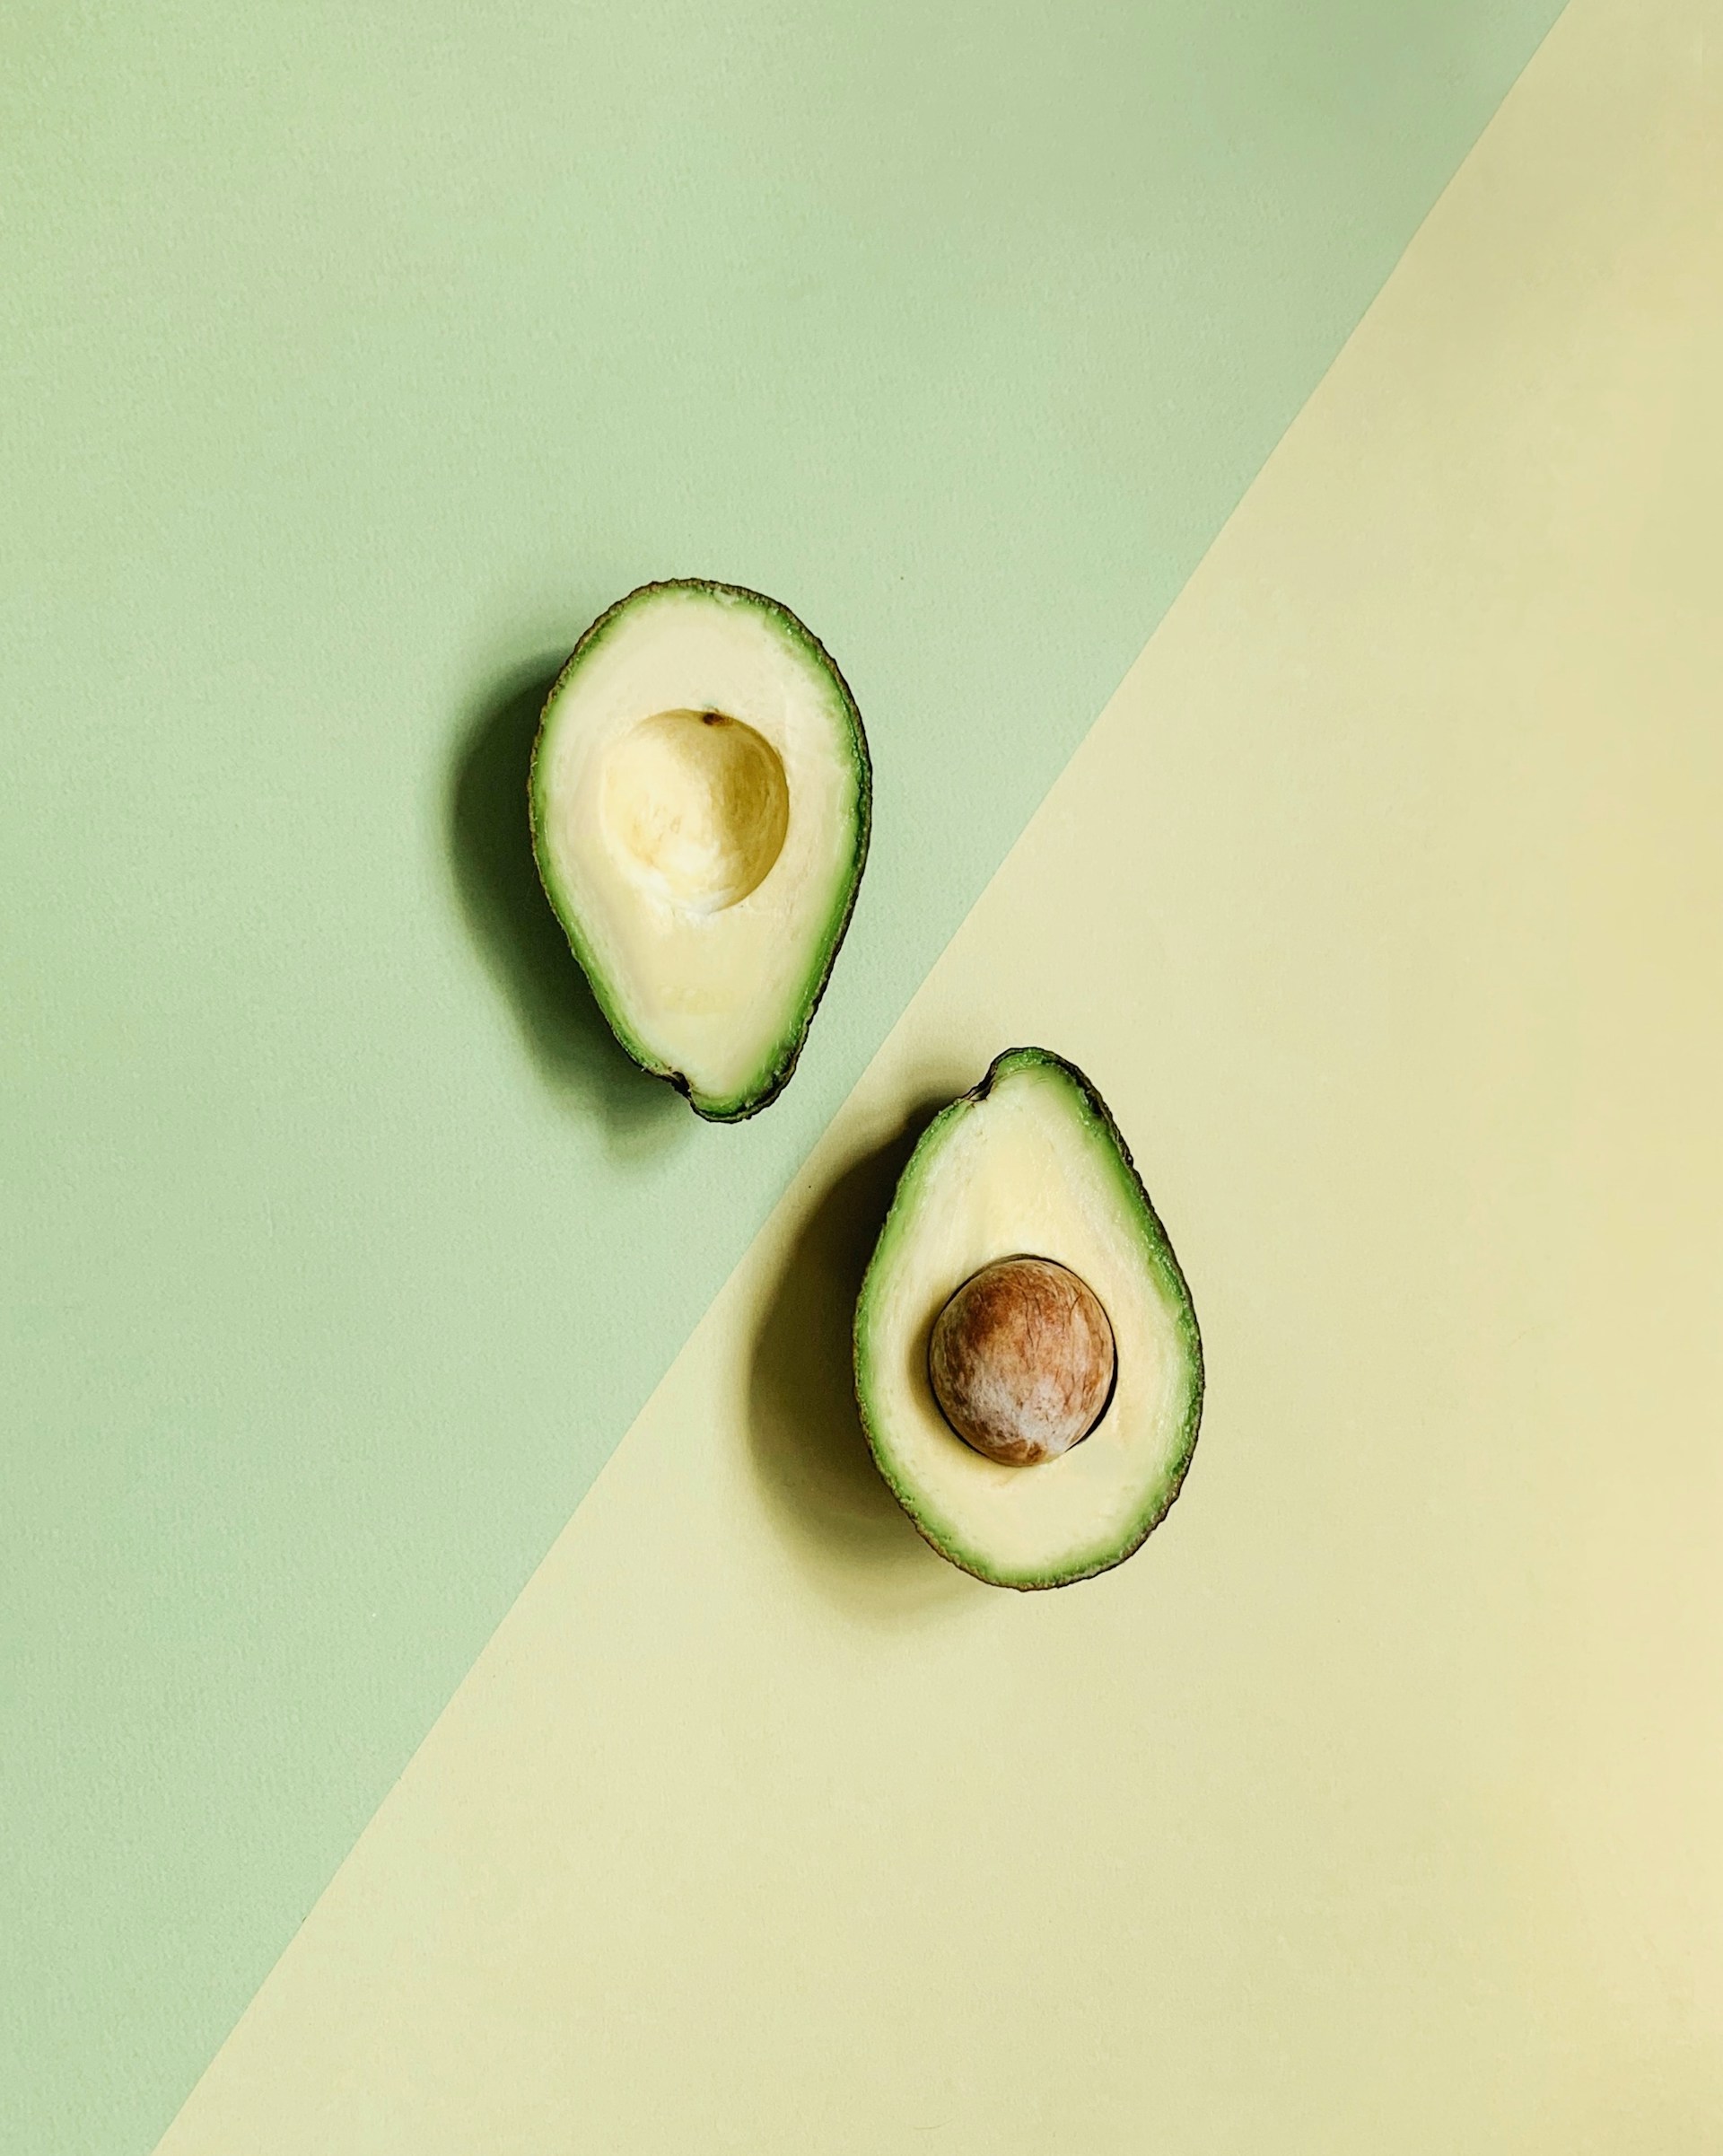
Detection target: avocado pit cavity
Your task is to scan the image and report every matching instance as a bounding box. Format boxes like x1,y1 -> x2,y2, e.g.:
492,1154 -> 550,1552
929,1255 -> 1115,1466
599,706 -> 789,914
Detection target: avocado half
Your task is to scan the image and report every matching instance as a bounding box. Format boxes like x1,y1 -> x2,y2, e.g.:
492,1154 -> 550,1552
854,1049 -> 1203,1590
529,580 -> 871,1120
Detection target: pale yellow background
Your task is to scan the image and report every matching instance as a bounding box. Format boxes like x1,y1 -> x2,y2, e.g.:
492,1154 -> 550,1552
160,0 -> 1722,2146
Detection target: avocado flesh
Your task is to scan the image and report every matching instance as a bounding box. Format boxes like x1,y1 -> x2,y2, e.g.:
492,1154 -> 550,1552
530,580 -> 870,1120
854,1049 -> 1203,1589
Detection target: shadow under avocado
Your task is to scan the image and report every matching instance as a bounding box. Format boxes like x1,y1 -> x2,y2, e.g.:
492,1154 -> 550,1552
748,1100 -> 978,1621
448,654 -> 684,1156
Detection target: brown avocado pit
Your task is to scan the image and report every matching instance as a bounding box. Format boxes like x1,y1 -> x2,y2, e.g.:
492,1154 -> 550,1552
928,1256 -> 1116,1466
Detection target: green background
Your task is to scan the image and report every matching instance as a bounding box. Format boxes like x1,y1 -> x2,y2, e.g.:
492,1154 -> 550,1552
2,4 -> 1558,2149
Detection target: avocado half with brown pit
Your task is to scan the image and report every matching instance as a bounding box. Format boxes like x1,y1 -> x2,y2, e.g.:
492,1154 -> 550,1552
529,580 -> 870,1120
854,1048 -> 1203,1589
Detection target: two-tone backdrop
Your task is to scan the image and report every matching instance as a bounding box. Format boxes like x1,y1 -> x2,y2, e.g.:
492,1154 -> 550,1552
4,1 -> 1719,2149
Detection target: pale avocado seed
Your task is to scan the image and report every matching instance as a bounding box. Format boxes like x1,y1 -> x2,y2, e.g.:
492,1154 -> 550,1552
928,1256 -> 1115,1466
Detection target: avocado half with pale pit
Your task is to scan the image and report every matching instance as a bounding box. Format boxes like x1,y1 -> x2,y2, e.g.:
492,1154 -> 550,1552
529,580 -> 870,1120
855,1048 -> 1203,1589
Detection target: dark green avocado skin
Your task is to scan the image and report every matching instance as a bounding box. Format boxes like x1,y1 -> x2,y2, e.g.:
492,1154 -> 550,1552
529,578 -> 872,1121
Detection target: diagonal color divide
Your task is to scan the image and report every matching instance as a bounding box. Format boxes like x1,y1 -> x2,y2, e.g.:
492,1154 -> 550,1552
154,0 -> 1723,2146
0,4 -> 1571,2149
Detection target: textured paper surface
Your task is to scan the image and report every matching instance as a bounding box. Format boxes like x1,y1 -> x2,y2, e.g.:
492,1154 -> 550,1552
154,0 -> 1723,2146
0,3 -> 1571,2146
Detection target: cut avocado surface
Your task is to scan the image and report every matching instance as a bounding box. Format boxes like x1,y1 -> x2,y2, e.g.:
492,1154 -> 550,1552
529,580 -> 870,1120
854,1049 -> 1203,1590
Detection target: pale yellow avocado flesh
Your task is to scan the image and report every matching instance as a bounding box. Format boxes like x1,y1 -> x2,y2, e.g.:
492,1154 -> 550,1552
855,1050 -> 1203,1588
530,582 -> 870,1119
